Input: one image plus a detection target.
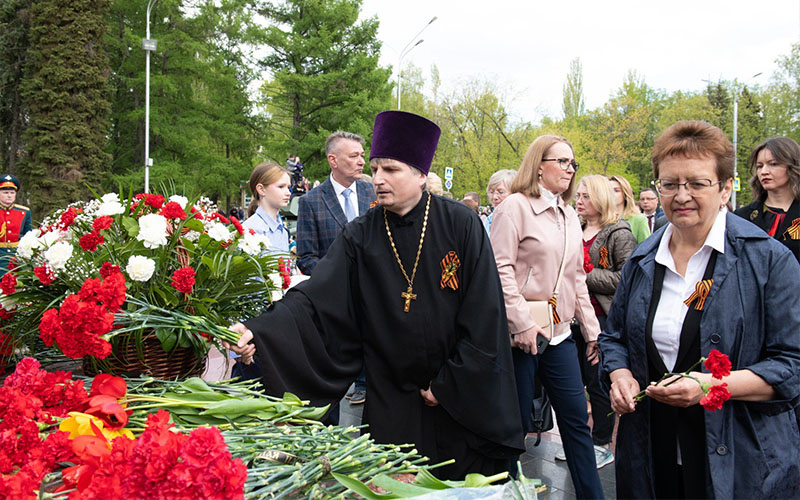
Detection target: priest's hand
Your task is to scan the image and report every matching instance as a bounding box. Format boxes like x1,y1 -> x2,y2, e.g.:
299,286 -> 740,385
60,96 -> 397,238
645,372 -> 706,408
222,322 -> 256,365
609,368 -> 640,415
419,386 -> 439,407
513,324 -> 548,355
585,341 -> 599,366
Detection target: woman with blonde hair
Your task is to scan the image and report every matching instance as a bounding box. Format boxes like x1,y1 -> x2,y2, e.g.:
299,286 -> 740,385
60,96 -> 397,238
555,174 -> 636,468
243,161 -> 291,254
609,175 -> 650,242
426,171 -> 444,195
491,135 -> 604,498
483,169 -> 516,233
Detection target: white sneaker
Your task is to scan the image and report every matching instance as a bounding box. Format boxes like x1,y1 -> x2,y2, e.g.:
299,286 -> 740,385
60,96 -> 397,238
554,445 -> 567,461
594,445 -> 614,469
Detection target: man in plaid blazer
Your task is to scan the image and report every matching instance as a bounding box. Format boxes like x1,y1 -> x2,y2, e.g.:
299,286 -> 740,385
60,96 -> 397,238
297,131 -> 376,276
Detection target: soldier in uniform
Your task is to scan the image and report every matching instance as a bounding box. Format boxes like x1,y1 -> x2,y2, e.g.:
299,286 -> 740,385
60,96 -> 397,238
0,174 -> 32,276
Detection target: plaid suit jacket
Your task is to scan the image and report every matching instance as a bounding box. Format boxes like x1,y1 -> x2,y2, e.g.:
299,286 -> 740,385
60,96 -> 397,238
296,178 -> 376,275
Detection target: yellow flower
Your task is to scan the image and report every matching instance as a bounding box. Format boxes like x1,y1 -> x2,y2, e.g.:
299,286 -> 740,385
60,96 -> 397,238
59,412 -> 134,442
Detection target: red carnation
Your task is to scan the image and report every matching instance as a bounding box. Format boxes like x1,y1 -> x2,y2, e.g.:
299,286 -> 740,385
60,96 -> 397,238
209,212 -> 230,224
583,246 -> 594,274
1,273 -> 17,295
99,262 -> 122,278
92,216 -> 114,231
34,264 -> 56,285
704,349 -> 732,379
145,194 -> 165,210
700,383 -> 731,411
59,207 -> 79,229
160,201 -> 187,220
7,258 -> 16,271
79,231 -> 105,252
170,266 -> 196,295
231,216 -> 245,235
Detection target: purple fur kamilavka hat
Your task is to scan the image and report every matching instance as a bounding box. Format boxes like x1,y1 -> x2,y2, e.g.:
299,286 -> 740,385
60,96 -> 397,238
369,111 -> 441,174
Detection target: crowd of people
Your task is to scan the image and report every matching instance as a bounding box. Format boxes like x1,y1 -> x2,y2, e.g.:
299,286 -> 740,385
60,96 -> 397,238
1,110 -> 798,499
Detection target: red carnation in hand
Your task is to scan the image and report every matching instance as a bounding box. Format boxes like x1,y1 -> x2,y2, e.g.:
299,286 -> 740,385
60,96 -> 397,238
1,272 -> 17,295
79,231 -> 105,252
170,266 -> 196,295
582,246 -> 594,274
704,349 -> 732,379
160,201 -> 187,220
99,262 -> 122,278
230,216 -> 244,235
34,264 -> 56,285
700,383 -> 731,411
145,194 -> 165,209
92,216 -> 114,231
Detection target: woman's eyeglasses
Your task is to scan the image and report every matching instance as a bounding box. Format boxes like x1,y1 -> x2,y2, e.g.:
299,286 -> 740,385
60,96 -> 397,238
542,158 -> 579,172
655,179 -> 722,196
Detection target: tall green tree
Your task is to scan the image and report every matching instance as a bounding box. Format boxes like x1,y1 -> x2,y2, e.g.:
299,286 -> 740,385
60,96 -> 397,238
0,0 -> 31,177
562,57 -> 585,119
257,0 -> 393,180
21,0 -> 112,217
106,0 -> 262,205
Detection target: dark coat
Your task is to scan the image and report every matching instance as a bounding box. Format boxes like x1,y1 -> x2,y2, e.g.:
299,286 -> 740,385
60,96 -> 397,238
599,213 -> 800,499
734,198 -> 800,264
585,218 -> 637,314
296,178 -> 375,275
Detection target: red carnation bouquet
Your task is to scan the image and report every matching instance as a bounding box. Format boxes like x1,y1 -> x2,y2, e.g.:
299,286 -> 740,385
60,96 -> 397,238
2,193 -> 283,371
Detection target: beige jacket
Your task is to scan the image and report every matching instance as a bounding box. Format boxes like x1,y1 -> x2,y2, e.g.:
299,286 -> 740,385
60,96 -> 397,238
490,192 -> 600,342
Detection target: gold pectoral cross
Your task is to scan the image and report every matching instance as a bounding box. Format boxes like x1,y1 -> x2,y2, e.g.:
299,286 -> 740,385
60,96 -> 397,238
401,286 -> 417,312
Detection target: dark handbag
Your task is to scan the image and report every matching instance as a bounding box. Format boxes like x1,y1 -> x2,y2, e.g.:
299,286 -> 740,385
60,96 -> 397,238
531,378 -> 553,446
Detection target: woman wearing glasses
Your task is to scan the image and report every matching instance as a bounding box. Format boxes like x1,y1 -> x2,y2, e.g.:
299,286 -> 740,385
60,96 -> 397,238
491,135 -> 604,499
599,121 -> 800,499
734,137 -> 800,263
609,175 -> 651,243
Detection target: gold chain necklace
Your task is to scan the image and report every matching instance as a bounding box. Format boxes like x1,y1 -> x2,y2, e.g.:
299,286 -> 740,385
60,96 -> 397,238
383,193 -> 432,312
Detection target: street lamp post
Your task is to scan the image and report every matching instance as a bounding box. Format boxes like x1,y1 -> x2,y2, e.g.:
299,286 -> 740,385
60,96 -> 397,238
142,0 -> 159,194
396,16 -> 437,110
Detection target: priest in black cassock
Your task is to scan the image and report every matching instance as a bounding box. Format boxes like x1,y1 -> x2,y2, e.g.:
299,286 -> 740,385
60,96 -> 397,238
229,111 -> 525,479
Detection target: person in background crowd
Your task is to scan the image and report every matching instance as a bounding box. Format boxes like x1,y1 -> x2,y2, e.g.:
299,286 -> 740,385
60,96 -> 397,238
639,188 -> 663,234
491,135 -> 604,499
734,137 -> 800,263
0,174 -> 32,277
296,131 -> 376,410
609,175 -> 650,242
555,174 -> 636,469
427,172 -> 444,195
462,192 -> 480,214
599,121 -> 800,499
227,111 -> 525,480
484,169 -> 516,233
243,162 -> 291,253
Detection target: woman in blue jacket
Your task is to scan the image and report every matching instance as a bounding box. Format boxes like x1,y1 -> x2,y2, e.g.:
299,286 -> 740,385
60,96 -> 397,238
599,121 -> 800,499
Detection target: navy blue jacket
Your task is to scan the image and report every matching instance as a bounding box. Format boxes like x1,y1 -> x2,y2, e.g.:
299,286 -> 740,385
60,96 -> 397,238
296,178 -> 375,275
599,213 -> 800,499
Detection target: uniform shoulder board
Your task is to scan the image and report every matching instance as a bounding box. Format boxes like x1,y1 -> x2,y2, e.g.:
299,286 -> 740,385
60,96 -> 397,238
12,204 -> 30,211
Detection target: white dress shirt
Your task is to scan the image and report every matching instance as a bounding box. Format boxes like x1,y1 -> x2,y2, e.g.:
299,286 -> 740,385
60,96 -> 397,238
652,209 -> 727,371
329,175 -> 360,218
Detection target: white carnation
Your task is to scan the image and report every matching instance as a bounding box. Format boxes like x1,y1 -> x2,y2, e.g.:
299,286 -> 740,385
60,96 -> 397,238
16,231 -> 41,259
126,255 -> 156,281
137,213 -> 168,249
96,193 -> 124,216
207,222 -> 231,242
271,290 -> 284,302
268,273 -> 282,289
44,241 -> 73,271
237,231 -> 263,255
39,230 -> 60,248
169,195 -> 189,208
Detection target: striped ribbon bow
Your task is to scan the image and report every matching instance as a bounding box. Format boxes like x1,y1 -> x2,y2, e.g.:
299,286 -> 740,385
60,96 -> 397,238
439,251 -> 460,290
548,296 -> 560,324
684,279 -> 714,311
785,218 -> 800,240
599,246 -> 610,269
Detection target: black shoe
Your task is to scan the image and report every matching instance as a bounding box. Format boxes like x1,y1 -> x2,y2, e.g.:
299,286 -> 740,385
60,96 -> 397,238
348,389 -> 366,405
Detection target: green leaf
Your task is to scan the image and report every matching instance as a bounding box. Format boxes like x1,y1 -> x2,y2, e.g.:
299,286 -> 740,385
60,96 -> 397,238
371,475 -> 434,497
331,473 -> 401,500
200,399 -> 276,417
160,392 -> 230,403
121,216 -> 139,238
173,413 -> 231,426
463,472 -> 508,488
282,392 -> 303,405
178,377 -> 215,393
412,468 -> 452,490
184,219 -> 205,233
155,328 -> 177,352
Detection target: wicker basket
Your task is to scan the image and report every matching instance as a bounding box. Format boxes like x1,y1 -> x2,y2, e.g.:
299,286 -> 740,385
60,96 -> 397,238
83,332 -> 205,379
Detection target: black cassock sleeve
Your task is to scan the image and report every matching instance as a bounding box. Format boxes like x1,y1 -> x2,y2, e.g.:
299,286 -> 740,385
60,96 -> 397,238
429,212 -> 525,457
243,232 -> 362,406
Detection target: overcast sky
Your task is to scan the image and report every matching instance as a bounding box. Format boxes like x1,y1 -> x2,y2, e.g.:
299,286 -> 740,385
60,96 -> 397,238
360,0 -> 800,123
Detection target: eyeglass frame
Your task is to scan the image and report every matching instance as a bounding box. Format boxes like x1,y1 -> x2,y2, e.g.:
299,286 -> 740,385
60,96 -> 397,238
541,158 -> 579,172
654,178 -> 723,196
